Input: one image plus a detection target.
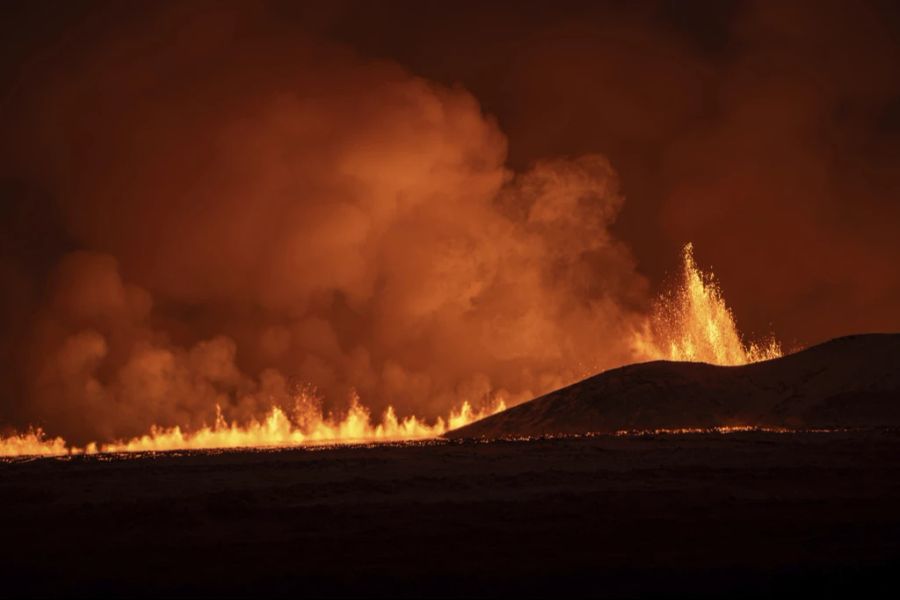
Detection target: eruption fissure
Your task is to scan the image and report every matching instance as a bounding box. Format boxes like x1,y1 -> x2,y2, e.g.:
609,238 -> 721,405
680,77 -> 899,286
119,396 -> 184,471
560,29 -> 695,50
1,244 -> 780,457
0,397 -> 505,457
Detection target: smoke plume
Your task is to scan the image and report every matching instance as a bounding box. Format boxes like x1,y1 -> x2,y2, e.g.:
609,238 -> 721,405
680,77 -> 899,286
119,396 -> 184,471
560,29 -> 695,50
0,4 -> 650,443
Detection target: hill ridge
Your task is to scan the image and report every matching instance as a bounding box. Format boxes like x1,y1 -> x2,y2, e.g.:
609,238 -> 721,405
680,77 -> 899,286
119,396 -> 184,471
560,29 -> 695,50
446,333 -> 900,439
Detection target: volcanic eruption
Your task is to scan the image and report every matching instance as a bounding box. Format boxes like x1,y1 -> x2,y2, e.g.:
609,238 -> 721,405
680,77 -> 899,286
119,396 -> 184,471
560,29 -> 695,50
0,242 -> 780,456
2,1 -> 898,461
4,5 -> 900,599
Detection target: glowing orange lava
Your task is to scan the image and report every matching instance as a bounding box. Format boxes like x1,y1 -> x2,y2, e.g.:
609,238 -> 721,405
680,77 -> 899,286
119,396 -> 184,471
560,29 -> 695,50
632,243 -> 782,365
0,428 -> 68,458
0,395 -> 506,457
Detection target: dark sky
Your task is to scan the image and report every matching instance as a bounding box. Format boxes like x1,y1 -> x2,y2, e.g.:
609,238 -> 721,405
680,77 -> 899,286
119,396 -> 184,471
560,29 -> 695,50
2,0 -> 900,441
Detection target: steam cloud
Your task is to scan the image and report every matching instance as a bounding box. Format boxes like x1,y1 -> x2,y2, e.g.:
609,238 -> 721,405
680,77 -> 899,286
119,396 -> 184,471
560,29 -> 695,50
0,5 -> 652,443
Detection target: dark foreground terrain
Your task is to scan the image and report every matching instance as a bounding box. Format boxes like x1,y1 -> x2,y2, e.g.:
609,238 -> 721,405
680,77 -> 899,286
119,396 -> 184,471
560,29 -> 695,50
2,430 -> 899,597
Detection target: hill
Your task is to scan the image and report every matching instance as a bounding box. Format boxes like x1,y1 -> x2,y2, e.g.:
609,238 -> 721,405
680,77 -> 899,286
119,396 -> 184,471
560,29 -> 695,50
447,333 -> 900,439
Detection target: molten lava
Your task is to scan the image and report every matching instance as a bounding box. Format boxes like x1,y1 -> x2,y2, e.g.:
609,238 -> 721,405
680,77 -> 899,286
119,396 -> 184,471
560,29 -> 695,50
0,396 -> 506,457
632,243 -> 782,365
1,243 -> 781,458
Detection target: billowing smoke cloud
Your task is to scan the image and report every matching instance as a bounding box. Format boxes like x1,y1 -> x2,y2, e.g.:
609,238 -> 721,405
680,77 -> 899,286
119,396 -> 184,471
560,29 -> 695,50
0,4 -> 649,443
360,0 -> 900,346
4,0 -> 899,444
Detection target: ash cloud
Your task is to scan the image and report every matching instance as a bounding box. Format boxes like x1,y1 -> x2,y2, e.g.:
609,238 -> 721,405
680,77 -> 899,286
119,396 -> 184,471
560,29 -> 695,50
0,3 -> 649,442
359,0 -> 900,346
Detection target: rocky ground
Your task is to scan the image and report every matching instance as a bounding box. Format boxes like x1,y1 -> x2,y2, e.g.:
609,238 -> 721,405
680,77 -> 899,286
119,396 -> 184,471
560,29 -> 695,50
2,429 -> 899,597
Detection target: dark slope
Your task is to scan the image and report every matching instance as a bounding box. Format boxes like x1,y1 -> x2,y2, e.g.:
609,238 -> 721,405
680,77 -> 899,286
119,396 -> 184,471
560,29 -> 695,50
447,333 -> 900,439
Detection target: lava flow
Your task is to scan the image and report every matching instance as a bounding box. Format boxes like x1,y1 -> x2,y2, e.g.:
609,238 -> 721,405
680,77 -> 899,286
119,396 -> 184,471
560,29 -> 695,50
0,396 -> 506,458
0,244 -> 779,458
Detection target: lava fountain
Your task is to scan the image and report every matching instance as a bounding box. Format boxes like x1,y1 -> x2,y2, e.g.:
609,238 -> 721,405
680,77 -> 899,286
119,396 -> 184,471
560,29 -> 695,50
1,244 -> 780,457
632,243 -> 782,365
